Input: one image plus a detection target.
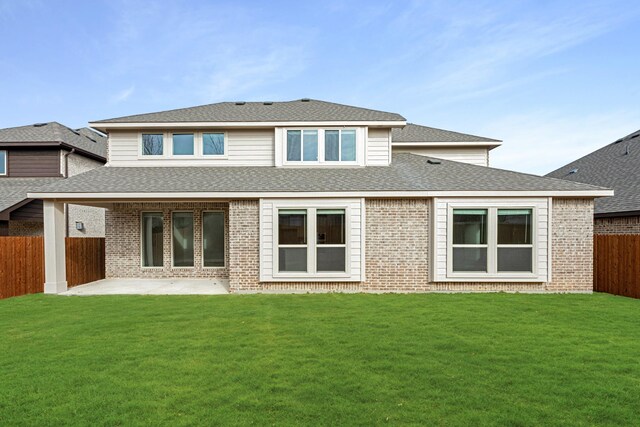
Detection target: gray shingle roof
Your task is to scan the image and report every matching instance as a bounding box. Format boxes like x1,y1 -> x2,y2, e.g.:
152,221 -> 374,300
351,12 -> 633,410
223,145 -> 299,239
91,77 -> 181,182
0,122 -> 107,159
392,123 -> 500,143
0,178 -> 62,213
31,153 -> 605,196
546,129 -> 640,215
92,99 -> 406,124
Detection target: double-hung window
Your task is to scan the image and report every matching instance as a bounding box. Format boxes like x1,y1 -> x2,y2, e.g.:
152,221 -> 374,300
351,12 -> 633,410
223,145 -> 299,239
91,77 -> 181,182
285,129 -> 358,164
277,208 -> 347,274
450,207 -> 534,276
0,150 -> 6,175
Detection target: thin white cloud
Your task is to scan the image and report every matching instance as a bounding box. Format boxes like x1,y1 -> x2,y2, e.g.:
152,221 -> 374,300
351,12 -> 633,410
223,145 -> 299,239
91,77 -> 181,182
111,85 -> 135,103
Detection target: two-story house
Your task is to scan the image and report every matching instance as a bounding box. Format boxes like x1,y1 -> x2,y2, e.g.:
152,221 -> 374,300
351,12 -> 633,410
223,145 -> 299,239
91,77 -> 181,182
29,99 -> 611,294
0,122 -> 106,236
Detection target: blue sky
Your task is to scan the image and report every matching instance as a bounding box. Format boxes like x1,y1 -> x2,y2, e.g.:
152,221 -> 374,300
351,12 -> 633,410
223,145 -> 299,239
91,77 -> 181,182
1,0 -> 639,174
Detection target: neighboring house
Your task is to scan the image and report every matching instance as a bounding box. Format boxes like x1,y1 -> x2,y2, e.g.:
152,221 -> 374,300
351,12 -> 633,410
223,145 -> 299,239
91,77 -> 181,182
391,123 -> 502,166
29,99 -> 611,294
0,122 -> 106,236
547,129 -> 640,234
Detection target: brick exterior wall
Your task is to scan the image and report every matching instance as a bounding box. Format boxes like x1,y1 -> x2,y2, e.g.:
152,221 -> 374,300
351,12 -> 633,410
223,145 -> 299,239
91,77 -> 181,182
363,199 -> 430,291
545,198 -> 594,292
595,216 -> 640,234
105,202 -> 229,279
107,197 -> 595,293
8,220 -> 43,236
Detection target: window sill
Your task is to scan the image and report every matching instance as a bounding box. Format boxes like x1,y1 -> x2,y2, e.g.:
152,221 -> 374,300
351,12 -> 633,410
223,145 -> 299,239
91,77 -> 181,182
438,275 -> 545,283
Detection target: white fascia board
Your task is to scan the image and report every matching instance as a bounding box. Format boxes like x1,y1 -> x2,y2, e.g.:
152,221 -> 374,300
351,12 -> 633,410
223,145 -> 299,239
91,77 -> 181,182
392,141 -> 502,148
89,120 -> 407,131
28,189 -> 615,200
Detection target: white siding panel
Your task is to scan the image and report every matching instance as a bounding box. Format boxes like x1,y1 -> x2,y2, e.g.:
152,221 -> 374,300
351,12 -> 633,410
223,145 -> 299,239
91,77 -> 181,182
392,146 -> 489,166
260,198 -> 364,282
108,129 -> 274,166
367,128 -> 391,166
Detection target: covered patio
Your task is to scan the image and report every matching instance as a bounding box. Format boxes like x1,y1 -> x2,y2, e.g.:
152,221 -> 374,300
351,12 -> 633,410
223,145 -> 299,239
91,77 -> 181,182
61,278 -> 229,295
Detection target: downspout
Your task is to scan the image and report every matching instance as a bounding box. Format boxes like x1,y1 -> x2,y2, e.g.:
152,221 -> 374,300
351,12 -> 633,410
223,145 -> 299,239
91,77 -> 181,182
62,148 -> 75,237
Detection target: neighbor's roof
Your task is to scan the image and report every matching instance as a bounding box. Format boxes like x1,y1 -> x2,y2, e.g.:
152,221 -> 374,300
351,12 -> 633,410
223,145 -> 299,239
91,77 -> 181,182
30,153 -> 609,198
0,178 -> 61,213
91,99 -> 406,124
392,123 -> 501,144
547,129 -> 640,216
0,122 -> 106,159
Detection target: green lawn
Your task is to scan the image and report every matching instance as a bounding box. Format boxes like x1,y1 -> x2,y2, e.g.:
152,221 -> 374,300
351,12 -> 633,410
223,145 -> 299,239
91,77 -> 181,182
1,294 -> 639,426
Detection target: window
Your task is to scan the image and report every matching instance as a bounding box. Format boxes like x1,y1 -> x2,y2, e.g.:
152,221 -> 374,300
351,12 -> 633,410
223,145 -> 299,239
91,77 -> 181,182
497,209 -> 533,272
0,150 -> 6,175
142,134 -> 163,156
316,209 -> 346,272
278,210 -> 307,272
450,207 -> 534,276
203,211 -> 225,267
141,212 -> 163,267
452,209 -> 487,272
203,133 -> 224,156
172,212 -> 194,267
277,208 -> 347,274
284,129 -> 358,164
173,133 -> 194,155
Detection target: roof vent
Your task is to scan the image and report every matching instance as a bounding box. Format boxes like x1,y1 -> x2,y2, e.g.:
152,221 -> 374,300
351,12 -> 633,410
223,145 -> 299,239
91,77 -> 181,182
263,101 -> 273,105
614,138 -> 623,144
427,159 -> 441,165
625,144 -> 630,155
568,168 -> 578,174
300,98 -> 311,102
33,123 -> 48,127
631,134 -> 639,139
235,101 -> 246,105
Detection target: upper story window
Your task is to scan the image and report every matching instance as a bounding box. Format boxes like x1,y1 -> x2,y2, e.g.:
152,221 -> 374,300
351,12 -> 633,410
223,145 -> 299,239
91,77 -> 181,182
0,150 -> 6,175
142,134 -> 164,156
139,132 -> 227,159
173,133 -> 194,155
283,128 -> 361,165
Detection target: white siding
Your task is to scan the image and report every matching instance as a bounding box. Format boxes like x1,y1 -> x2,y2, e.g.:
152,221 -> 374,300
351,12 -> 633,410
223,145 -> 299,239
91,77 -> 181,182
260,198 -> 364,282
393,146 -> 489,166
432,197 -> 550,282
366,128 -> 391,166
107,129 -> 274,166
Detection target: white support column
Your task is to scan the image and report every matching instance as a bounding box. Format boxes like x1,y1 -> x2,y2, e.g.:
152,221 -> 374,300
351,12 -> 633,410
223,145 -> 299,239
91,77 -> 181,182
44,200 -> 67,294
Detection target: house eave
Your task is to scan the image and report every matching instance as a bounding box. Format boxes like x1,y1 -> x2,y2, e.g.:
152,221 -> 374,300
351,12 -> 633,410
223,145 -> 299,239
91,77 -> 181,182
89,120 -> 407,132
392,141 -> 502,150
28,189 -> 615,201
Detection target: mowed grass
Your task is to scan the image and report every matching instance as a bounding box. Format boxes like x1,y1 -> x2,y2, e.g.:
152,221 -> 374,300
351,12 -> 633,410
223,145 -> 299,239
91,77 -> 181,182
1,294 -> 639,426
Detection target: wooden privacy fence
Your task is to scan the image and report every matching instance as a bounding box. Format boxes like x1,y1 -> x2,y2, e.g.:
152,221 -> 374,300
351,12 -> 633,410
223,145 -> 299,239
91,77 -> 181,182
594,234 -> 640,299
0,236 -> 105,299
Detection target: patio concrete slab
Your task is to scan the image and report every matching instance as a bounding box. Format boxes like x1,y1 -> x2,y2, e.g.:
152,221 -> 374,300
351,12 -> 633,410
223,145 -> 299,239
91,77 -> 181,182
61,278 -> 229,296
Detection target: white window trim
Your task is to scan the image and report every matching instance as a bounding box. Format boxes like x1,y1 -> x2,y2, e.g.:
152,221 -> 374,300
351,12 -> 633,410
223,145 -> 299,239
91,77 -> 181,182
279,127 -> 365,167
446,206 -> 538,280
273,204 -> 351,280
0,150 -> 6,175
140,211 -> 164,269
201,210 -> 226,269
138,131 -> 228,160
171,210 -> 195,269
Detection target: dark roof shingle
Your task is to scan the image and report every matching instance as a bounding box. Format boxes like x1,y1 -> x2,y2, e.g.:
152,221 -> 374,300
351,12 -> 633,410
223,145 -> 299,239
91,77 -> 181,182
0,122 -> 106,159
92,99 -> 406,124
32,153 -> 606,196
546,129 -> 640,215
0,178 -> 62,213
392,123 -> 500,143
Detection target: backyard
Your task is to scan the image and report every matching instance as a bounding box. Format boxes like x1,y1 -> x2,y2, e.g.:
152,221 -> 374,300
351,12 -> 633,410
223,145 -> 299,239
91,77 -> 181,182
1,293 -> 639,426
